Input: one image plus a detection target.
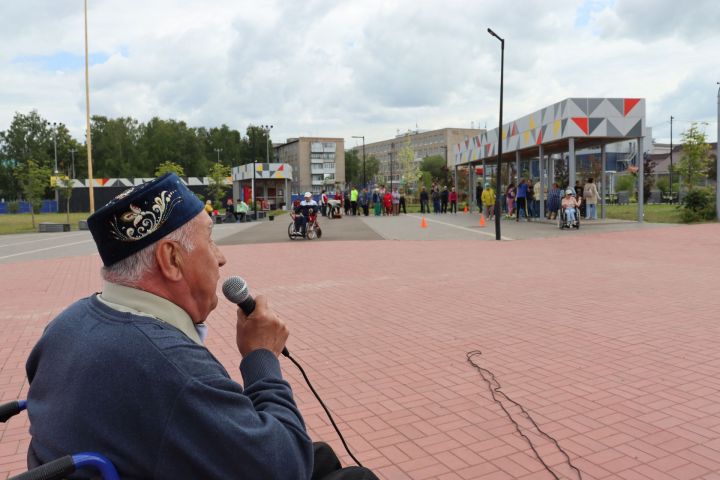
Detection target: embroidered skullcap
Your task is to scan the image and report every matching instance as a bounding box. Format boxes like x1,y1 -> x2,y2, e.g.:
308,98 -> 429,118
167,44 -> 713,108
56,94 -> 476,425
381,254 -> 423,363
88,173 -> 204,266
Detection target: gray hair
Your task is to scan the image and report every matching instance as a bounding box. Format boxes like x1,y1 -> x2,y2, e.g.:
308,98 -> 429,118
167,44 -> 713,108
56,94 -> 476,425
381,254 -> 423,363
101,218 -> 197,287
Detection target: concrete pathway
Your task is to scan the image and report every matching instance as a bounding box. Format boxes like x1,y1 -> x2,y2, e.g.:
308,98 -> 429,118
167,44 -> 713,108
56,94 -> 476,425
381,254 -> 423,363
1,223 -> 719,479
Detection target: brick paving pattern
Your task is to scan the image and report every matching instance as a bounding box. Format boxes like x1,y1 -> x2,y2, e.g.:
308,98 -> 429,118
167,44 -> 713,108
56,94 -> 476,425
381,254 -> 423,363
1,224 -> 719,479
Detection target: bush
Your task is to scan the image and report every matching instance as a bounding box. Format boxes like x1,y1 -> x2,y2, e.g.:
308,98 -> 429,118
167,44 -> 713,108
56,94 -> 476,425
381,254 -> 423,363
679,187 -> 716,223
616,175 -> 636,194
655,178 -> 681,196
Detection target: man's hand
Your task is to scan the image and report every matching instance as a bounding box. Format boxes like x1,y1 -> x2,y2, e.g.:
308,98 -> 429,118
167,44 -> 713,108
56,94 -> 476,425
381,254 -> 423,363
236,295 -> 288,357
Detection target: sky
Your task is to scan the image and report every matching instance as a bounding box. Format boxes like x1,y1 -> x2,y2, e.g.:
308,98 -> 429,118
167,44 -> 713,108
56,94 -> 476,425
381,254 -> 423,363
1,0 -> 719,151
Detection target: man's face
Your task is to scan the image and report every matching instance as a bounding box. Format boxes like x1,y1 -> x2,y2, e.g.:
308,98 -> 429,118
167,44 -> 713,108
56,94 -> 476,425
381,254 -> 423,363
182,213 -> 226,323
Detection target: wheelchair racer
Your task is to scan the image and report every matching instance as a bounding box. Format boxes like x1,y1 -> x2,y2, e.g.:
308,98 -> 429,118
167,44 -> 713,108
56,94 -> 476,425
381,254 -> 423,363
293,192 -> 318,237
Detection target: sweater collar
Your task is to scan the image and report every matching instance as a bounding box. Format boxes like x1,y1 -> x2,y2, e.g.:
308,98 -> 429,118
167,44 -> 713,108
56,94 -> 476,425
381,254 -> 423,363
98,282 -> 203,345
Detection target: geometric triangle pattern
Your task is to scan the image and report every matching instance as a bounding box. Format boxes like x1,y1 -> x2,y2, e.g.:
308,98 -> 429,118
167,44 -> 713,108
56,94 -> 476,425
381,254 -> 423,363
454,97 -> 645,166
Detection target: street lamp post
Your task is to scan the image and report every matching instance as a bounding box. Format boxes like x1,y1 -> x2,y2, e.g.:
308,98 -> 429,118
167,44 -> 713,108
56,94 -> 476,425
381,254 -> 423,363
488,27 -> 505,241
69,148 -> 76,179
214,148 -> 222,163
669,116 -> 674,204
352,136 -> 366,187
51,122 -> 59,208
389,143 -> 394,190
252,125 -> 273,219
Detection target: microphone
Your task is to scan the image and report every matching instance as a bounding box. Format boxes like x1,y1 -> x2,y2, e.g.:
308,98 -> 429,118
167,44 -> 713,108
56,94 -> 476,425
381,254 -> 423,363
222,276 -> 289,357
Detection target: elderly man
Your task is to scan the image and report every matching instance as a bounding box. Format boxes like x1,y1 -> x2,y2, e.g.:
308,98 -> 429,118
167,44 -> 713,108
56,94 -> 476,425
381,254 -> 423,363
24,174 -> 376,479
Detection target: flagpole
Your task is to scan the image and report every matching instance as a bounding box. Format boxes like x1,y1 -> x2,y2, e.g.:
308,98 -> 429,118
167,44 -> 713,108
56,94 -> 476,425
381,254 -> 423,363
84,0 -> 95,212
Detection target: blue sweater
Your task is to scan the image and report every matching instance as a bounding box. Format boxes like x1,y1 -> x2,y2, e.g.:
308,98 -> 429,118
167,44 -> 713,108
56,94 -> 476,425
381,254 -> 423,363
25,295 -> 313,479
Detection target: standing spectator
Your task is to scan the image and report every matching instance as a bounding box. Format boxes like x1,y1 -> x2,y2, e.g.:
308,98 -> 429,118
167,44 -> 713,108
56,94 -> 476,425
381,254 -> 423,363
343,189 -> 351,215
476,183 -> 483,211
350,186 -> 359,216
526,181 -> 535,218
391,188 -> 400,215
583,177 -> 599,220
432,187 -> 441,214
481,182 -> 495,220
383,189 -> 393,216
505,183 -> 516,218
419,186 -> 430,213
359,188 -> 370,216
320,190 -> 329,216
533,178 -> 542,218
204,199 -> 213,217
516,179 -> 528,221
449,187 -> 458,214
440,186 -> 449,213
574,180 -> 585,218
547,182 -> 561,219
399,190 -> 407,214
373,188 -> 382,216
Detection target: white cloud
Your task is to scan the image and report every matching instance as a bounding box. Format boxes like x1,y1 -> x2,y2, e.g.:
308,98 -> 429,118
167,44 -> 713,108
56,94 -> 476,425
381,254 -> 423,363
0,0 -> 718,147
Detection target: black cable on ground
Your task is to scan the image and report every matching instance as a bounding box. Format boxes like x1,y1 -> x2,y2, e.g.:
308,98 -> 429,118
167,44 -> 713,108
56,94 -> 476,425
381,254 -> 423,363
285,352 -> 364,468
466,350 -> 582,480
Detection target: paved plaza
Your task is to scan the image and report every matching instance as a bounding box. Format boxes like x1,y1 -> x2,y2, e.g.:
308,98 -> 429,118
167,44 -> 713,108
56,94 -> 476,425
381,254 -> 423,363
1,215 -> 719,479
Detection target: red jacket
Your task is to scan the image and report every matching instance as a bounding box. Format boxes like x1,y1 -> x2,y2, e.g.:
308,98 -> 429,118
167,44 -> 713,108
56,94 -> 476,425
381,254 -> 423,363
449,191 -> 458,202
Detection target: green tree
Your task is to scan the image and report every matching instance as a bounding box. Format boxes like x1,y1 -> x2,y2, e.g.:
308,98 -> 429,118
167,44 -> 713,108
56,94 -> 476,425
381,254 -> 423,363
398,138 -> 421,191
675,122 -> 711,190
345,149 -> 361,185
15,159 -> 51,228
365,155 -> 380,185
154,161 -> 185,177
138,118 -> 207,177
0,110 -> 54,199
91,116 -> 142,177
58,174 -> 73,224
207,162 -> 230,209
420,155 -> 446,182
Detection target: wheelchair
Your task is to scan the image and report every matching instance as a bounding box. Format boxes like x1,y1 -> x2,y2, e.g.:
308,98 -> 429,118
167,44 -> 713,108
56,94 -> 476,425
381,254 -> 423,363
1,400 -> 119,480
558,206 -> 581,230
289,212 -> 322,240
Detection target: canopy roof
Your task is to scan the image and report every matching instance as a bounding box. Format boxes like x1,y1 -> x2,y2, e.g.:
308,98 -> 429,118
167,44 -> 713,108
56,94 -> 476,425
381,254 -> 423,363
455,97 -> 646,165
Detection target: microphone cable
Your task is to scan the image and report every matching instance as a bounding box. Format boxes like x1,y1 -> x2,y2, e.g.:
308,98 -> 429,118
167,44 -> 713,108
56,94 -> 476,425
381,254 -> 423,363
283,350 -> 364,468
466,350 -> 582,480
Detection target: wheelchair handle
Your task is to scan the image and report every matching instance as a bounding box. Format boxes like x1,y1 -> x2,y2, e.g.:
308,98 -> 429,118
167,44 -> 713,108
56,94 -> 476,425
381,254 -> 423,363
0,400 -> 27,423
9,453 -> 119,480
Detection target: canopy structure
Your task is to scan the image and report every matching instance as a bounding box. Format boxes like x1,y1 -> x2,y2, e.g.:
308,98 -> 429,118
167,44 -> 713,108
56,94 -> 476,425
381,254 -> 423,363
454,98 -> 648,221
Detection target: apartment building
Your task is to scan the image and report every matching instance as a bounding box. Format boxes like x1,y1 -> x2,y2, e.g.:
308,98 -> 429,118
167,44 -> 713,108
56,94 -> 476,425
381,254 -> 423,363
350,127 -> 484,186
275,137 -> 345,194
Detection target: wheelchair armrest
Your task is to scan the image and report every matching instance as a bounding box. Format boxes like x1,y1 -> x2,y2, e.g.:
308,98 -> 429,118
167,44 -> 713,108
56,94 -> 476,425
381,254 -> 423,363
0,400 -> 26,423
10,453 -> 119,480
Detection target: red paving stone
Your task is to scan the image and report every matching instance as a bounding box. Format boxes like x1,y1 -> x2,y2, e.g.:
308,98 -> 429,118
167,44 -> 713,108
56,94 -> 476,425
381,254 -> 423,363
1,223 -> 720,479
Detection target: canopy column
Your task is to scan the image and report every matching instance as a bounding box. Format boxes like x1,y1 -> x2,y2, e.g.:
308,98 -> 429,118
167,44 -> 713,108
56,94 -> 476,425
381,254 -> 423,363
539,145 -> 545,220
569,137 -> 576,189
600,144 -> 606,219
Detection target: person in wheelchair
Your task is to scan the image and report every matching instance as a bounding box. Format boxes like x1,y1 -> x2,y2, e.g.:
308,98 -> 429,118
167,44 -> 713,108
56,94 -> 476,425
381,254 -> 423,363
560,188 -> 582,227
23,174 -> 377,480
293,192 -> 318,237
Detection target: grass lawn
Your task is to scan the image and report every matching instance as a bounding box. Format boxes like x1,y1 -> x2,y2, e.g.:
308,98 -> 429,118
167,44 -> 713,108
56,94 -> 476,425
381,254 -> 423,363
604,203 -> 683,223
0,213 -> 90,235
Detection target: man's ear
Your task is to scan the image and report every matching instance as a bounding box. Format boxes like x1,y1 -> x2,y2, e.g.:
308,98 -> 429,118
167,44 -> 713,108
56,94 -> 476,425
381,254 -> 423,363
155,240 -> 184,282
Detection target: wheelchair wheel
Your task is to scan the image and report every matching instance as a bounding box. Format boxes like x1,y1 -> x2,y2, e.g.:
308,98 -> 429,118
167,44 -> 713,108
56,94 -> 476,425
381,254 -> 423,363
306,225 -> 317,240
316,226 -> 322,239
288,223 -> 298,240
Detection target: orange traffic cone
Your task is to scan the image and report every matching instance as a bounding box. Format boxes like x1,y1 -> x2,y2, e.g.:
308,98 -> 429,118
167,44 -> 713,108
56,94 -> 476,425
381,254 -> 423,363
479,214 -> 486,227
421,217 -> 428,228
463,205 -> 468,214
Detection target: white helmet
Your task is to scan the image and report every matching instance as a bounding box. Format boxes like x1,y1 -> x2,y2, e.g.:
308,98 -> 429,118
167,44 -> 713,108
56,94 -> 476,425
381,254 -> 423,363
566,189 -> 574,195
304,192 -> 312,198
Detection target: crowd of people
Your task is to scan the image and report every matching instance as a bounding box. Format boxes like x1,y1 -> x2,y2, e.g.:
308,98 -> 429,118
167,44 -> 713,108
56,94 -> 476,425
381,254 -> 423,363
483,176 -> 601,221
